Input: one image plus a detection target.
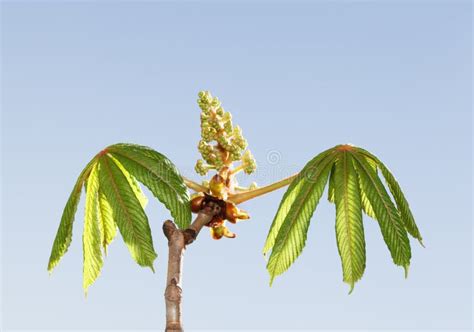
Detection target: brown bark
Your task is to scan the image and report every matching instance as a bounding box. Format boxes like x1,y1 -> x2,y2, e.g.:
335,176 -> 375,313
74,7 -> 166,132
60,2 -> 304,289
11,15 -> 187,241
162,202 -> 221,332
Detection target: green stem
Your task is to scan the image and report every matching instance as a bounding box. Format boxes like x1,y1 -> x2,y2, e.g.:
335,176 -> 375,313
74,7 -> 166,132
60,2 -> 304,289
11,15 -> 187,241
182,176 -> 208,193
229,164 -> 244,175
228,173 -> 298,204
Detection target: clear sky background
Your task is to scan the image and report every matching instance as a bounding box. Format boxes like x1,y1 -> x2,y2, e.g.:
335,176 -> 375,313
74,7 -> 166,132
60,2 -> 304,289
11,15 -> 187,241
1,1 -> 472,331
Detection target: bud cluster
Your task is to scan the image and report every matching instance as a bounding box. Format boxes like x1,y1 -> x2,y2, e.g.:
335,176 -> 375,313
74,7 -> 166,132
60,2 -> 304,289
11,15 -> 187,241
190,194 -> 250,240
242,150 -> 257,174
195,91 -> 256,176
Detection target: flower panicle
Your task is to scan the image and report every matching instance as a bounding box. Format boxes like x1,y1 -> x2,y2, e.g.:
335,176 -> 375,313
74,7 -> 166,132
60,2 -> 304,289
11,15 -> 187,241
195,91 -> 256,175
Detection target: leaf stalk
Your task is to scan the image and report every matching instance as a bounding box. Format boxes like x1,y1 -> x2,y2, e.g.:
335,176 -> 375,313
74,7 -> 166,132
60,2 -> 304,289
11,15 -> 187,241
228,173 -> 299,204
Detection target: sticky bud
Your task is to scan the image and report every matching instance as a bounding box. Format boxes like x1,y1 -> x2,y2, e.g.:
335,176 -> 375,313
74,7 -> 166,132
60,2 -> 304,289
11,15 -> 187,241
207,215 -> 225,228
210,225 -> 236,240
225,202 -> 250,224
190,195 -> 205,213
209,174 -> 227,199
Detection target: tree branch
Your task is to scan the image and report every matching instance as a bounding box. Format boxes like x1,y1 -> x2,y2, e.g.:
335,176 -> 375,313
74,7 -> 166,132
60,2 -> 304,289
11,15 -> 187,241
162,202 -> 220,332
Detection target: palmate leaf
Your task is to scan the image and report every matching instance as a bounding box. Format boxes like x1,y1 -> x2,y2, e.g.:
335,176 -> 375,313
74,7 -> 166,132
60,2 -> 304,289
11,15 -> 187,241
47,143 -> 191,291
265,144 -> 421,291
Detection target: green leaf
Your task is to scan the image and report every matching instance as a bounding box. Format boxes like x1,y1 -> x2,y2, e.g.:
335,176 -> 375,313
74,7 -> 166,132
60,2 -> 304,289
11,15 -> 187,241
333,151 -> 366,293
109,154 -> 148,209
266,150 -> 336,285
357,151 -> 377,219
97,189 -> 117,255
360,185 -> 377,219
352,153 -> 411,275
107,144 -> 191,229
263,148 -> 334,255
327,164 -> 336,203
49,142 -> 189,292
378,162 -> 422,245
356,148 -> 422,244
263,144 -> 419,289
83,164 -> 104,294
98,156 -> 157,269
48,157 -> 97,273
360,151 -> 422,246
262,180 -> 306,256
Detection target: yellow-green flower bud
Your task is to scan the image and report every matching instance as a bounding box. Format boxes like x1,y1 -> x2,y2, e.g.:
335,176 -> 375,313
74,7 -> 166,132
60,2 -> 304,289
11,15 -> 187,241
234,136 -> 248,150
224,121 -> 233,134
210,118 -> 221,130
195,159 -> 209,176
203,153 -> 214,165
212,98 -> 221,108
216,107 -> 225,116
222,112 -> 232,122
233,125 -> 242,136
216,134 -> 227,145
230,150 -> 241,161
201,120 -> 209,129
201,127 -> 217,142
201,112 -> 209,121
242,150 -> 257,174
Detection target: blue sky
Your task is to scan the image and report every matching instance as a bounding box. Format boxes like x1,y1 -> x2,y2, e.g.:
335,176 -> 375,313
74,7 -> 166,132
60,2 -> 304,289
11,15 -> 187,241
1,1 -> 472,330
